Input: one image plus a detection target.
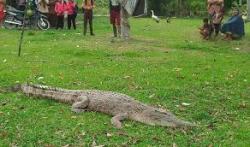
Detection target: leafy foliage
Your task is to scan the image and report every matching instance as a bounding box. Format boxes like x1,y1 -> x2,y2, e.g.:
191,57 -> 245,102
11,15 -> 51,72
148,0 -> 248,16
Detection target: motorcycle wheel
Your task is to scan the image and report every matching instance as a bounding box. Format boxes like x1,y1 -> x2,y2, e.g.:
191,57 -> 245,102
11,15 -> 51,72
4,15 -> 17,29
37,17 -> 50,31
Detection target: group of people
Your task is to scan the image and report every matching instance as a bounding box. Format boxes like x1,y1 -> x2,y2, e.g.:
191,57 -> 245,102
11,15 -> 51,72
200,0 -> 245,40
54,0 -> 78,30
53,0 -> 122,36
54,0 -> 122,36
0,0 -> 122,37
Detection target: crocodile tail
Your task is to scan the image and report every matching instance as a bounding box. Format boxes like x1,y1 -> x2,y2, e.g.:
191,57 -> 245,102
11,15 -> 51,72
21,84 -> 78,104
9,84 -> 23,92
0,84 -> 22,93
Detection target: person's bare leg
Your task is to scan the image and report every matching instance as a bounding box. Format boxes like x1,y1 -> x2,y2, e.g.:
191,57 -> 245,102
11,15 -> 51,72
121,7 -> 130,39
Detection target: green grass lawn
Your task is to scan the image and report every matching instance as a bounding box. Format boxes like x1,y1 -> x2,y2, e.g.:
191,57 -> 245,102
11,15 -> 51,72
0,17 -> 250,146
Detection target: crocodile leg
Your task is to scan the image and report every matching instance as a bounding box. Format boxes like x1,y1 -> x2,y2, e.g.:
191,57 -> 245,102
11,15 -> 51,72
71,96 -> 89,113
111,113 -> 128,128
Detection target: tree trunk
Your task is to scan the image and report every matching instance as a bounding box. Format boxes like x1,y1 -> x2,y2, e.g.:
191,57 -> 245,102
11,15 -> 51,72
121,7 -> 130,39
239,0 -> 242,6
248,0 -> 250,20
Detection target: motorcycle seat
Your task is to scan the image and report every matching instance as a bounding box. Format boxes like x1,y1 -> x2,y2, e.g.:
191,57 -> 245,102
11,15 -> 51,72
6,6 -> 24,14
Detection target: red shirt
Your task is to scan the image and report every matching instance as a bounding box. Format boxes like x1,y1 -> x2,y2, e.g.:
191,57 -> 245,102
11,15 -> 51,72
55,2 -> 65,16
0,2 -> 5,20
65,1 -> 75,15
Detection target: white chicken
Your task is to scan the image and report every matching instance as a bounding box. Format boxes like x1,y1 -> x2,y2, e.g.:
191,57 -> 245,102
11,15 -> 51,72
151,10 -> 160,23
242,12 -> 248,23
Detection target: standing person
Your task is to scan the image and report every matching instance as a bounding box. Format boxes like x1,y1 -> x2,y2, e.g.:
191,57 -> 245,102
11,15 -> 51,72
48,0 -> 57,28
0,0 -> 5,28
199,18 -> 213,40
55,0 -> 65,29
82,0 -> 94,36
37,0 -> 49,16
65,0 -> 76,29
207,0 -> 224,37
72,1 -> 78,27
109,0 -> 121,37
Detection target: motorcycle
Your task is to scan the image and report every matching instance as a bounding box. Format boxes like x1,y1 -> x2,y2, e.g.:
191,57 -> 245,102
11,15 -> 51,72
4,6 -> 50,30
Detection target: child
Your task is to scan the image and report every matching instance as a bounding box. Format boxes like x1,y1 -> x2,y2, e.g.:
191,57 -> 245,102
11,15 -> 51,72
73,1 -> 78,28
212,9 -> 224,37
82,0 -> 94,36
66,0 -> 77,30
199,18 -> 212,40
109,0 -> 121,37
55,0 -> 65,29
0,0 -> 5,28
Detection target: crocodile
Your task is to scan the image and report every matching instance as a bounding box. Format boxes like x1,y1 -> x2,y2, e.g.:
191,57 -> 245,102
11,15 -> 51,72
9,84 -> 196,128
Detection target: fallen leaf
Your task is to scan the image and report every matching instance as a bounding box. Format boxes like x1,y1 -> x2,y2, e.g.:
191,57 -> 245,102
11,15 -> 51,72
173,68 -> 182,72
91,140 -> 97,147
238,101 -> 247,109
123,76 -> 131,79
81,132 -> 86,136
181,102 -> 191,106
106,133 -> 112,137
37,77 -> 44,80
71,116 -> 77,119
124,124 -> 131,127
172,143 -> 178,147
149,94 -> 155,98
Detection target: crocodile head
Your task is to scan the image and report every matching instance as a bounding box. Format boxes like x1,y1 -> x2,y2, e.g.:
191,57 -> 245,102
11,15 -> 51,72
137,108 -> 195,128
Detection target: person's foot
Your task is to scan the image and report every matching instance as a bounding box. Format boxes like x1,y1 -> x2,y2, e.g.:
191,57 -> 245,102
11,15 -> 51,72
204,36 -> 209,40
223,35 -> 232,41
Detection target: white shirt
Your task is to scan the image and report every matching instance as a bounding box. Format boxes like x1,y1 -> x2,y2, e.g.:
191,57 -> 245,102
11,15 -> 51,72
110,0 -> 119,6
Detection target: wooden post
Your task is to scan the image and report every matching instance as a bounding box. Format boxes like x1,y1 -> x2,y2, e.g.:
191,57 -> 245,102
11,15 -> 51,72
18,23 -> 25,57
18,1 -> 28,57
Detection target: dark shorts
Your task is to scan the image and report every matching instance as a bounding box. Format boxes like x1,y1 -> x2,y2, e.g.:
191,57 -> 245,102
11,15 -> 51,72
84,10 -> 93,21
110,10 -> 120,25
